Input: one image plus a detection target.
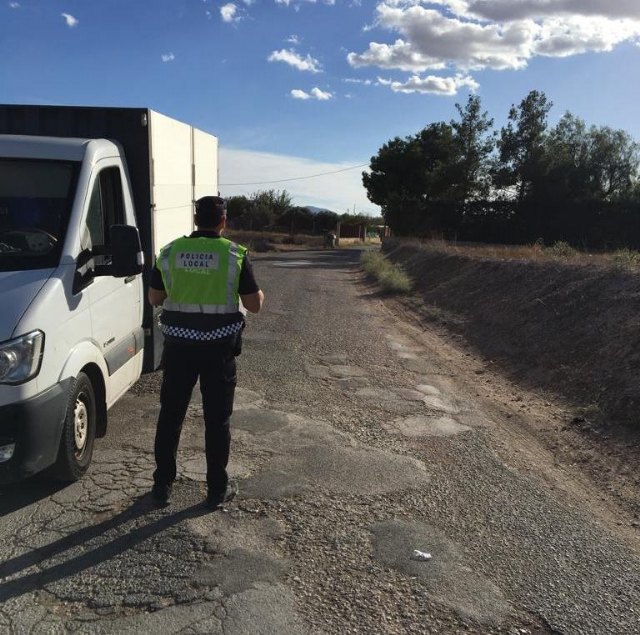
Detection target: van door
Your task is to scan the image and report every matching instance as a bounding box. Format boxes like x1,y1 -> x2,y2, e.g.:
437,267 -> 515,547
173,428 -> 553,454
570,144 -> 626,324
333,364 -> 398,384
83,161 -> 142,404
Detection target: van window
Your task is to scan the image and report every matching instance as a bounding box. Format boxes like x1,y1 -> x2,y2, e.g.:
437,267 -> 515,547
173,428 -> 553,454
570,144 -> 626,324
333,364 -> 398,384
0,158 -> 79,272
85,167 -> 125,253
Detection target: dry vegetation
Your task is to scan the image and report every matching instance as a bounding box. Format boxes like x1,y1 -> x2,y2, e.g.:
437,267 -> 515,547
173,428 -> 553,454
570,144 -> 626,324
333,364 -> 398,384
360,251 -> 412,294
226,230 -> 325,252
405,237 -> 640,270
382,236 -> 640,433
379,236 -> 640,519
227,230 -> 380,253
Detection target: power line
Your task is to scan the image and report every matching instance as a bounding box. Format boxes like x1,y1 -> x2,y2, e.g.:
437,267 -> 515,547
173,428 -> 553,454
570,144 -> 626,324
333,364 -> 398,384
220,162 -> 369,186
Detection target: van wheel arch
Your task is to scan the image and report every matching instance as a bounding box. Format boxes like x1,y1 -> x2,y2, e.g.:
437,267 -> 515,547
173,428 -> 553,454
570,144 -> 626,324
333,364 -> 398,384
81,364 -> 107,438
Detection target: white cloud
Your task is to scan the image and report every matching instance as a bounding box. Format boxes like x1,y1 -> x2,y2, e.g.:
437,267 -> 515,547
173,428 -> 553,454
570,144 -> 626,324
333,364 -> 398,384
348,2 -> 640,78
275,0 -> 337,6
343,78 -> 373,85
287,34 -> 301,45
533,15 -> 640,57
311,87 -> 333,100
291,87 -> 333,100
350,6 -> 535,72
9,2 -> 20,9
61,13 -> 78,28
220,3 -> 239,23
377,73 -> 478,95
291,89 -> 312,100
268,49 -> 322,72
161,52 -> 176,63
464,1 -> 640,22
219,147 -> 379,215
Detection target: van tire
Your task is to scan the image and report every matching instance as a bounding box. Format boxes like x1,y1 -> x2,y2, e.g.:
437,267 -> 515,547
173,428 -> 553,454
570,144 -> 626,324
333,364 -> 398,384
52,372 -> 97,481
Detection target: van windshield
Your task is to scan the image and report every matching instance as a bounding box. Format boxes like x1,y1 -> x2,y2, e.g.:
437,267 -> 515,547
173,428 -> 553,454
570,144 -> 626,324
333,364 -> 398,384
0,158 -> 80,272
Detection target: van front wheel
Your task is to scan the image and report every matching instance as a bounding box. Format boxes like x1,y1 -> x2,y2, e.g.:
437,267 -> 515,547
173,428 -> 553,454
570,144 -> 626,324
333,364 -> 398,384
52,372 -> 97,481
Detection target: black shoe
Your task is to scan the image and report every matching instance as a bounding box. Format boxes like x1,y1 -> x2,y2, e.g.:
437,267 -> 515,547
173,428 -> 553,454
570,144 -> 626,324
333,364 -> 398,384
151,483 -> 172,505
206,480 -> 238,510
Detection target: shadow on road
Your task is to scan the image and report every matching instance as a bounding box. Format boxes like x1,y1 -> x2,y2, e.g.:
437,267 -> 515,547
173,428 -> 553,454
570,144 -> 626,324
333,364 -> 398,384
0,495 -> 208,603
0,476 -> 68,516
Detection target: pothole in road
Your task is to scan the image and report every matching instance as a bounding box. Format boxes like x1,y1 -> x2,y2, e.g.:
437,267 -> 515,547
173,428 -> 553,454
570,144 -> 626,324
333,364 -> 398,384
318,354 -> 349,365
354,387 -> 398,401
328,365 -> 368,379
232,409 -> 290,434
304,363 -> 334,380
385,336 -> 422,354
235,387 -> 265,408
416,383 -> 441,396
352,388 -> 428,415
335,376 -> 370,390
422,395 -> 460,414
304,361 -> 368,381
239,415 -> 430,499
384,415 -> 471,437
370,520 -> 511,627
396,388 -> 429,401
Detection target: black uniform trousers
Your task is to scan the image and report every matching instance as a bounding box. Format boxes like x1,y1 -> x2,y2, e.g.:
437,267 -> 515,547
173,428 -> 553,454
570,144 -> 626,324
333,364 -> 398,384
153,338 -> 237,495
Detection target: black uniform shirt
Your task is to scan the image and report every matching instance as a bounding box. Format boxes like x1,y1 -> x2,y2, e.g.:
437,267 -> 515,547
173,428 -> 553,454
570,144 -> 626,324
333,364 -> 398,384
150,230 -> 259,344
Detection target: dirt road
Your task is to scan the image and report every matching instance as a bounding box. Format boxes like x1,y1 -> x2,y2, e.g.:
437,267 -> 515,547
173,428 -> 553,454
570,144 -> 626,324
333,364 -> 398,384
0,248 -> 638,634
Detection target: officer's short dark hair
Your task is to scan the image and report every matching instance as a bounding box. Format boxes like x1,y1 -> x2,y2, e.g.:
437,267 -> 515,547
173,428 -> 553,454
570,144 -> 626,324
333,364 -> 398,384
195,196 -> 227,227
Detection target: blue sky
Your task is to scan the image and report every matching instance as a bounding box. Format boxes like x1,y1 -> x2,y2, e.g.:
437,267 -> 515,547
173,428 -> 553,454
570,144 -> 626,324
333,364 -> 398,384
2,1 -> 640,215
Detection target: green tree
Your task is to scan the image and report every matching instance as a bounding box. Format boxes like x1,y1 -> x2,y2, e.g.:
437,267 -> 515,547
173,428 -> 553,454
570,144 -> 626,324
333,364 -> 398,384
496,90 -> 552,206
251,189 -> 293,218
229,189 -> 293,230
587,126 -> 640,201
278,206 -> 313,234
544,112 -> 592,201
545,114 -> 640,203
226,195 -> 252,229
450,94 -> 495,203
363,123 -> 460,235
363,135 -> 427,234
314,210 -> 339,233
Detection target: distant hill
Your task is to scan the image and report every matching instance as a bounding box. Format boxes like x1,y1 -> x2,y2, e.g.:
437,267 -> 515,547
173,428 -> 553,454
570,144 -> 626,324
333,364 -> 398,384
305,205 -> 336,215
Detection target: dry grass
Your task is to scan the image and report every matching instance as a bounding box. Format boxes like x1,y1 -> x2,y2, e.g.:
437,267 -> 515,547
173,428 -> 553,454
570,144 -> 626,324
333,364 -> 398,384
360,251 -> 412,293
398,237 -> 640,269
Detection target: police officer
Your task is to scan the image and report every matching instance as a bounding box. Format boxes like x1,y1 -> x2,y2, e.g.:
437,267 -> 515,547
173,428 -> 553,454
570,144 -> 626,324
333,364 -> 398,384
148,196 -> 264,508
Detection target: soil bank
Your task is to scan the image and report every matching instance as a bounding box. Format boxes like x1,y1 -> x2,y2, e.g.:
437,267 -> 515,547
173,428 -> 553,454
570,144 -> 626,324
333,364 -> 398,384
381,237 -> 640,522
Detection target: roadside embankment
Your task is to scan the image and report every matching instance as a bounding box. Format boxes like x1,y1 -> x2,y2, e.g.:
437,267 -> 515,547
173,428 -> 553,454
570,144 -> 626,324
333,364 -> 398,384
383,237 -> 640,434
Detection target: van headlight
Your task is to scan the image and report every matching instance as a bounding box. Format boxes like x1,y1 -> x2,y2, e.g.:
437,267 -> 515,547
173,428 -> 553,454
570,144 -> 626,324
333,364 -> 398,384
0,330 -> 45,385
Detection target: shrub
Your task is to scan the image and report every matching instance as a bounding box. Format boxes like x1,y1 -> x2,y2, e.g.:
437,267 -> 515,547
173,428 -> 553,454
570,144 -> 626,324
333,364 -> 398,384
611,248 -> 640,268
360,251 -> 412,293
250,238 -> 274,252
545,241 -> 578,259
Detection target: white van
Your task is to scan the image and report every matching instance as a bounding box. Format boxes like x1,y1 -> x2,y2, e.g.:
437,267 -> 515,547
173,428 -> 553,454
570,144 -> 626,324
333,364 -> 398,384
0,106 -> 219,482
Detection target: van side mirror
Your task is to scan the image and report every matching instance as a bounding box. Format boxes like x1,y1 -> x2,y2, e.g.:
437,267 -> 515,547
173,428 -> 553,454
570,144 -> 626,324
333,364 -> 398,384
95,224 -> 144,278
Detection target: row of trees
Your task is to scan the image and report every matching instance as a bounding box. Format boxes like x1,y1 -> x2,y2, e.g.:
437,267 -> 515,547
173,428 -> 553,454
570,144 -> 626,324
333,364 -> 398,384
363,91 -> 640,247
226,189 -> 377,234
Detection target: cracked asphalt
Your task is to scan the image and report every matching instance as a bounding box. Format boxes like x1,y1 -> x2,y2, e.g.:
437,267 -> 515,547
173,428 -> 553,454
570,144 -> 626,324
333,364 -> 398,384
0,247 -> 639,634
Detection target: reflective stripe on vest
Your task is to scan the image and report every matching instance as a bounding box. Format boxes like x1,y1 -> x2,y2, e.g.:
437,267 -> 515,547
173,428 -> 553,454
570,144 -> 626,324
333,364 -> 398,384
158,236 -> 246,314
